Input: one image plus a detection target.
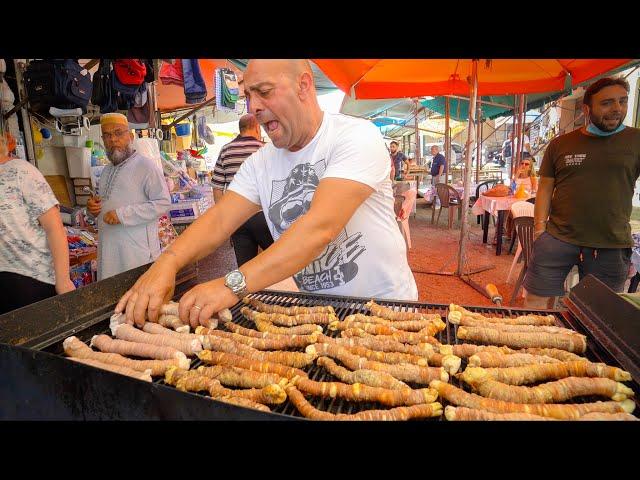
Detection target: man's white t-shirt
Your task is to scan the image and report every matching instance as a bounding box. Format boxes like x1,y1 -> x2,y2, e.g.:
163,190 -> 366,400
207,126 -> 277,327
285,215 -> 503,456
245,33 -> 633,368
228,112 -> 418,301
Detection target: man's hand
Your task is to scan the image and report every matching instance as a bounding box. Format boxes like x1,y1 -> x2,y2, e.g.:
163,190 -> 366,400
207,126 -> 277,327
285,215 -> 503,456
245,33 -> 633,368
56,278 -> 76,295
178,277 -> 240,329
87,196 -> 102,216
103,210 -> 120,225
115,256 -> 179,327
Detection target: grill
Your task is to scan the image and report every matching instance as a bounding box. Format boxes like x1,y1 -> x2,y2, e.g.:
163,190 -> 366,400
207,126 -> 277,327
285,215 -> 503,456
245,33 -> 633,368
1,269 -> 638,420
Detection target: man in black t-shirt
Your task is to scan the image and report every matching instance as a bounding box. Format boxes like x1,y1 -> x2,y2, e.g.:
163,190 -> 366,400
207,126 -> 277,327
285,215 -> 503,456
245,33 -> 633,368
389,140 -> 407,181
524,77 -> 640,309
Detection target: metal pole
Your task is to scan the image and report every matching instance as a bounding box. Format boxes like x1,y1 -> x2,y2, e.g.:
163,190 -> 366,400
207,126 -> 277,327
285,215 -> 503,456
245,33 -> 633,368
167,96 -> 217,128
480,113 -> 485,177
475,98 -> 481,185
147,81 -> 158,129
510,95 -> 517,179
13,60 -> 36,165
414,98 -> 421,165
456,59 -> 478,277
516,94 -> 526,170
444,97 -> 450,183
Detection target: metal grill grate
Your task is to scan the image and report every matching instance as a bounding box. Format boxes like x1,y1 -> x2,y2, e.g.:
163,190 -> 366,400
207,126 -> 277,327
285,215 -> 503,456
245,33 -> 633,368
45,290 -> 639,419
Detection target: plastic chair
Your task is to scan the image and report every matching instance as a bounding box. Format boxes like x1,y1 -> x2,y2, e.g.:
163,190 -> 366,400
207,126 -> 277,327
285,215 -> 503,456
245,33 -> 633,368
509,216 -> 535,304
506,201 -> 534,284
564,265 -> 580,292
507,200 -> 534,253
474,179 -> 501,224
432,183 -> 462,229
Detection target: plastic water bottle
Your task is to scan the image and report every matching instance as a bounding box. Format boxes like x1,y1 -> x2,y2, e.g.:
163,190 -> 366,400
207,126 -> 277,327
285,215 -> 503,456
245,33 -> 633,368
510,178 -> 517,195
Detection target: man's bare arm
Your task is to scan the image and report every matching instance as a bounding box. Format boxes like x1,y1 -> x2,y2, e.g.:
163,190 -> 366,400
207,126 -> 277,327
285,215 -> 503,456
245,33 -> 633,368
239,178 -> 374,293
533,176 -> 555,239
116,191 -> 260,324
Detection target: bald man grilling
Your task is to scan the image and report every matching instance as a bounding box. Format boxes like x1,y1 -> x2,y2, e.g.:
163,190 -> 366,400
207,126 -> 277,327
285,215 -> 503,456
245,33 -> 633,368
87,113 -> 171,280
117,60 -> 417,328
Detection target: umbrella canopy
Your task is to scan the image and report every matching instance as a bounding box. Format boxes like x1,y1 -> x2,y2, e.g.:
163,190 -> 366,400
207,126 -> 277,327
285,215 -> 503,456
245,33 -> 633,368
313,59 -> 637,98
421,92 -> 566,121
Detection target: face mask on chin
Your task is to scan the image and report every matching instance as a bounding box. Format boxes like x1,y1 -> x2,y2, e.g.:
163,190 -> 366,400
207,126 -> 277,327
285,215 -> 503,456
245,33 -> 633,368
586,120 -> 626,137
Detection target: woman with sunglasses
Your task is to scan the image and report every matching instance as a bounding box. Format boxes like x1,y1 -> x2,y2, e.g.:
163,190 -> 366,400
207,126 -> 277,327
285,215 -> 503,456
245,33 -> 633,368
513,155 -> 538,194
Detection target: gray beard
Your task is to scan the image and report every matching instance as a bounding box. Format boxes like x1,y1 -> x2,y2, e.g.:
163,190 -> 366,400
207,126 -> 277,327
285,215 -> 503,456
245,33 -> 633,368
107,145 -> 135,165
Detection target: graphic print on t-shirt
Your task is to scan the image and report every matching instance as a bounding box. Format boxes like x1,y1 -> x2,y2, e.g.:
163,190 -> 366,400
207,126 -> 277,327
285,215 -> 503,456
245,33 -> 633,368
295,228 -> 366,291
268,159 -> 327,234
267,159 -> 366,291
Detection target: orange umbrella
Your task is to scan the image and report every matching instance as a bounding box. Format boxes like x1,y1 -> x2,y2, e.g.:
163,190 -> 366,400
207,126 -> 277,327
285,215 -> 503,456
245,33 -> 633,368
314,58 -> 637,281
313,59 -> 635,98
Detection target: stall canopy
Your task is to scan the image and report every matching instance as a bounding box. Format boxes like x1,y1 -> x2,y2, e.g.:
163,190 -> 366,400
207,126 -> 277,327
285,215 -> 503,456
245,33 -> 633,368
421,92 -> 566,121
228,59 -> 338,94
313,59 -> 638,98
156,59 -> 244,112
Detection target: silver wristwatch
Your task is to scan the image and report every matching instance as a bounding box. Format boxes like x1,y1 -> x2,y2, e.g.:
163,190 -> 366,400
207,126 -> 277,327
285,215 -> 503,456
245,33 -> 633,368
224,269 -> 248,299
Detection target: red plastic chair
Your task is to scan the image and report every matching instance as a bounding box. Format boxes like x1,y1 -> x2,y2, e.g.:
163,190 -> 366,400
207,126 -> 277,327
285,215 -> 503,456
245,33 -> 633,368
432,183 -> 462,229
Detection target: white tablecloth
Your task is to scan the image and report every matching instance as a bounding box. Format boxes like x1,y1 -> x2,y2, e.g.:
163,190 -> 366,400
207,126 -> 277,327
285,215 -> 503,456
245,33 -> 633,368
471,194 -> 533,217
420,184 -> 470,203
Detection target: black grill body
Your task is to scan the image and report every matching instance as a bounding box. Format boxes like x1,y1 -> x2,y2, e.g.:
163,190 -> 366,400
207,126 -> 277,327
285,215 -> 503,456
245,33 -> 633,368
1,268 -> 637,420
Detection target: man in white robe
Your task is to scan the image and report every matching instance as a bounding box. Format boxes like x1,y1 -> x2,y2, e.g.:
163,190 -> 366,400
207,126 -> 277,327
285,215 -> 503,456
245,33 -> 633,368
87,113 -> 171,280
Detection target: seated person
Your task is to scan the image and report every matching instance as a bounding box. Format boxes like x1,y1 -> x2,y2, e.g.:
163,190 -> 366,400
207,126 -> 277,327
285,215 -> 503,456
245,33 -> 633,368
513,157 -> 538,193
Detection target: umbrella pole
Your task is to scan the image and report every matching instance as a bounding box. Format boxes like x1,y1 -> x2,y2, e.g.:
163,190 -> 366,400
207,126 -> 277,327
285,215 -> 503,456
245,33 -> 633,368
475,98 -> 481,185
456,59 -> 478,277
518,94 -> 527,166
445,97 -> 450,183
510,96 -> 517,179
516,93 -> 525,172
414,98 -> 421,165
480,115 -> 485,179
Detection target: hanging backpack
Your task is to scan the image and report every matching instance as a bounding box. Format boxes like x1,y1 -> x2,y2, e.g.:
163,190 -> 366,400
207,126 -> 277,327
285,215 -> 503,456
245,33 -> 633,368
113,59 -> 146,86
91,59 -> 118,113
24,59 -> 93,115
112,75 -> 136,110
142,59 -> 156,83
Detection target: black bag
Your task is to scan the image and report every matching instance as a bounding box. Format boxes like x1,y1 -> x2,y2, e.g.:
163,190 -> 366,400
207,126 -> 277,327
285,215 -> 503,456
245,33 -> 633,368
142,59 -> 155,83
111,73 -> 140,110
24,59 -> 92,114
91,59 -> 118,113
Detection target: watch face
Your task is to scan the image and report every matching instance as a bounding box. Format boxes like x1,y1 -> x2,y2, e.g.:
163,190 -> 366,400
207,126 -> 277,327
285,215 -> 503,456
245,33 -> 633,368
227,271 -> 243,286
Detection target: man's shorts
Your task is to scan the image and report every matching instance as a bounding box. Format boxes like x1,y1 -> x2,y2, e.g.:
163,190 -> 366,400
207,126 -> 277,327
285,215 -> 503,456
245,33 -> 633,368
523,231 -> 632,296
